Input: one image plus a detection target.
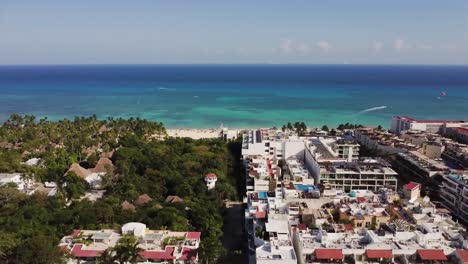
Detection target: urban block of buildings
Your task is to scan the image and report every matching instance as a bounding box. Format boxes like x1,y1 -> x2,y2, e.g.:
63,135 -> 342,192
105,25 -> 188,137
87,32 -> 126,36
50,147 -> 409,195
242,123 -> 468,264
59,222 -> 200,263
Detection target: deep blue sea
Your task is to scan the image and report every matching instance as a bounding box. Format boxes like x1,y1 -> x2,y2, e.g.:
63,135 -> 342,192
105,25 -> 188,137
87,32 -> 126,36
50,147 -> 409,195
0,65 -> 467,128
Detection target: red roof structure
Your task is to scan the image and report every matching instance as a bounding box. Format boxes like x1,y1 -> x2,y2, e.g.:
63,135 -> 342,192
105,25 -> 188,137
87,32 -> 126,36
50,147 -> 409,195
404,182 -> 420,191
366,249 -> 393,259
180,247 -> 198,261
315,249 -> 343,260
297,224 -> 307,231
266,159 -> 274,178
186,232 -> 201,240
255,211 -> 267,219
417,249 -> 447,261
71,245 -> 104,258
452,127 -> 468,135
456,250 -> 468,262
139,247 -> 176,260
59,245 -> 69,252
398,116 -> 468,124
205,173 -> 217,179
71,229 -> 81,238
134,194 -> 152,206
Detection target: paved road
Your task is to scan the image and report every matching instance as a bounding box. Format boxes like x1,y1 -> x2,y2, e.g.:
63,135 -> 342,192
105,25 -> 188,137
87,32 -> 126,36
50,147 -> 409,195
220,202 -> 247,264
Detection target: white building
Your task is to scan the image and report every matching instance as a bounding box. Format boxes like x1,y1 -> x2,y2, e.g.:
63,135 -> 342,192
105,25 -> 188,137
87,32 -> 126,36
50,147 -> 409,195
390,116 -> 468,134
440,173 -> 468,224
403,182 -> 421,202
59,222 -> 201,263
204,173 -> 218,190
318,159 -> 398,193
419,141 -> 445,159
285,157 -> 313,184
0,173 -> 34,191
256,220 -> 297,264
24,158 -> 41,166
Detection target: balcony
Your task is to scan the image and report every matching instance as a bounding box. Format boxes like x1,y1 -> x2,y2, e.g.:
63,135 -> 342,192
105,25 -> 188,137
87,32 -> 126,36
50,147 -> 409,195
461,202 -> 468,213
440,192 -> 457,208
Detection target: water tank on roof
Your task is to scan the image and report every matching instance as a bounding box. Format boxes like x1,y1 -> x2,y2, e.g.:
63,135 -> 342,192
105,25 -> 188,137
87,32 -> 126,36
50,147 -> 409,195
122,222 -> 146,237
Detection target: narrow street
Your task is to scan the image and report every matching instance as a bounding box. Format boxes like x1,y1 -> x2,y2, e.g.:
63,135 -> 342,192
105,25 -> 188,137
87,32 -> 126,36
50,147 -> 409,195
220,201 -> 247,264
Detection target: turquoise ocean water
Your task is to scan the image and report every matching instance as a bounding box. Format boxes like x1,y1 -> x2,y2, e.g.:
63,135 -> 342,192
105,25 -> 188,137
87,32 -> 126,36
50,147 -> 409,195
0,65 -> 467,128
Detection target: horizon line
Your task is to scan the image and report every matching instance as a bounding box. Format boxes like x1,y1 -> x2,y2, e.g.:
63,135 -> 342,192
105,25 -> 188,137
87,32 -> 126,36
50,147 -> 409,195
1,63 -> 468,67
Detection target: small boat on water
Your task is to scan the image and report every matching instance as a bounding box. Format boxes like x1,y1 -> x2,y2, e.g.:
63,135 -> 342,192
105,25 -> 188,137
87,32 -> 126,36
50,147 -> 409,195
436,90 -> 446,99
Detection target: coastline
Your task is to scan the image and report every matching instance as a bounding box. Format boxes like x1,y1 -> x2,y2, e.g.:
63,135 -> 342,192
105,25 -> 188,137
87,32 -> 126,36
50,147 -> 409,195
166,128 -> 221,139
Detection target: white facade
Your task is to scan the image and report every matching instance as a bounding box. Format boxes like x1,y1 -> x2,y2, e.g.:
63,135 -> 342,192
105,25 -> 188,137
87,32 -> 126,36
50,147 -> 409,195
122,222 -> 147,237
318,159 -> 398,193
440,174 -> 468,224
85,173 -> 103,189
0,173 -> 34,191
204,173 -> 218,190
390,116 -> 468,134
419,141 -> 444,159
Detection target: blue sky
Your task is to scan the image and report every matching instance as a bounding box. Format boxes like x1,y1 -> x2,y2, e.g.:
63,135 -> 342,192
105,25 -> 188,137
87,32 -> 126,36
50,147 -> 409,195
0,0 -> 467,64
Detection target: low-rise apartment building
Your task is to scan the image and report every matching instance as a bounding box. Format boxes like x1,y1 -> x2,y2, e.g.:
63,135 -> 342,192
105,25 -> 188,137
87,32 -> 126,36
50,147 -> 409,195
390,116 -> 468,135
318,158 -> 398,193
440,173 -> 468,224
59,222 -> 200,263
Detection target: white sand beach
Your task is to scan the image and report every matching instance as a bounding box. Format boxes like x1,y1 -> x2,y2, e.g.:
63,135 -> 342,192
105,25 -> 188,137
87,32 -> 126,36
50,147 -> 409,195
166,129 -> 221,139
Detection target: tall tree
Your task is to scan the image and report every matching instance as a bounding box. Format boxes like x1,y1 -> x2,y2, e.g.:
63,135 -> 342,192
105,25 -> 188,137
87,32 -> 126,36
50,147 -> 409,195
11,236 -> 65,264
112,235 -> 142,264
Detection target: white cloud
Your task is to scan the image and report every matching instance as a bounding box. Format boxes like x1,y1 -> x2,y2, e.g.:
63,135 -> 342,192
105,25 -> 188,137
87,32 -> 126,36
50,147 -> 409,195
237,48 -> 249,55
279,39 -> 293,53
316,40 -> 331,52
394,39 -> 405,52
276,39 -> 312,54
373,41 -> 383,52
296,43 -> 311,53
419,45 -> 433,51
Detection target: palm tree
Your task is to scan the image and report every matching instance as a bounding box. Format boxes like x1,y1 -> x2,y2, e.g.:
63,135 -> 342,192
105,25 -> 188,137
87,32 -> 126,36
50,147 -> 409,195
97,249 -> 117,264
113,235 -> 142,264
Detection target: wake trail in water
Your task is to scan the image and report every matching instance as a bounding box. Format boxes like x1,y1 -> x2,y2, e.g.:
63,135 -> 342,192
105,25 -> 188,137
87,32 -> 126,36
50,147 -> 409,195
158,87 -> 176,91
359,106 -> 387,113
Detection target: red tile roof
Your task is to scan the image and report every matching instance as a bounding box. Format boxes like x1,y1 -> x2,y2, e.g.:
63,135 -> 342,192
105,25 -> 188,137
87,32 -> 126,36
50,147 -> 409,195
255,211 -> 267,219
398,116 -> 468,124
139,247 -> 176,260
180,247 -> 198,261
205,173 -> 217,179
456,250 -> 468,262
452,127 -> 468,135
344,224 -> 354,231
70,244 -> 104,258
404,182 -> 420,191
366,249 -> 392,259
59,245 -> 69,252
186,232 -> 201,240
71,229 -> 81,238
356,197 -> 366,203
315,249 -> 343,260
266,159 -> 274,178
417,249 -> 447,261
